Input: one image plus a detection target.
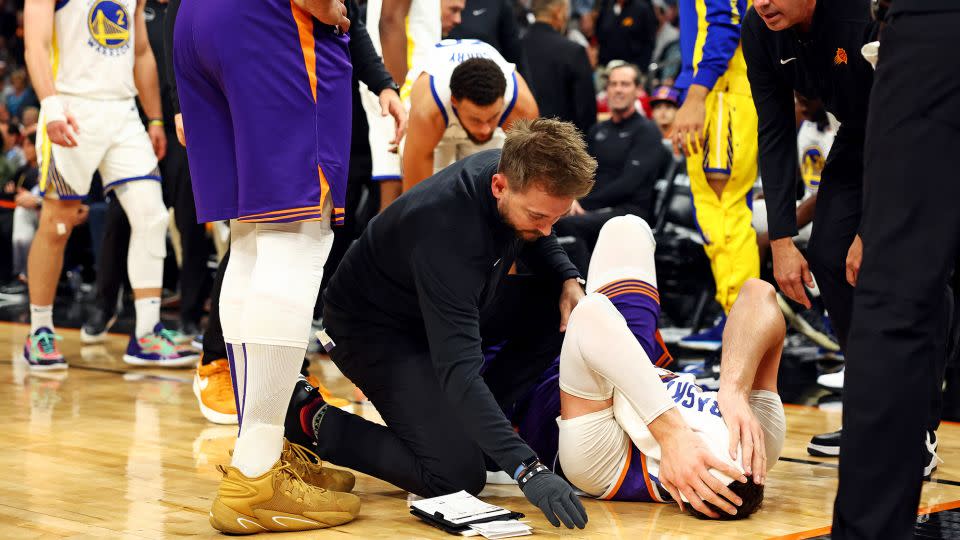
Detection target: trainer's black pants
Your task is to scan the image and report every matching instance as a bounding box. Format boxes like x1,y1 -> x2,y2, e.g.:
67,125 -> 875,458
316,275 -> 563,497
834,11 -> 960,539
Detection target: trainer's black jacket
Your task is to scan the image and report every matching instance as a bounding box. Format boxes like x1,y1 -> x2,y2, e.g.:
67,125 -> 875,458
324,150 -> 580,473
741,0 -> 877,240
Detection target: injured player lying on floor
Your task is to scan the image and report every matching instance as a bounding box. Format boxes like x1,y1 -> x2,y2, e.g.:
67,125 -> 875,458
507,215 -> 787,519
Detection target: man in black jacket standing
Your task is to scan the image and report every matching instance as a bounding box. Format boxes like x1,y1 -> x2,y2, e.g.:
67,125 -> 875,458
522,0 -> 597,135
837,0 -> 960,537
286,119 -> 594,529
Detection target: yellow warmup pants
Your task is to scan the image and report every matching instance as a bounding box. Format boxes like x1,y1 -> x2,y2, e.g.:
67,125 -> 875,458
687,89 -> 759,313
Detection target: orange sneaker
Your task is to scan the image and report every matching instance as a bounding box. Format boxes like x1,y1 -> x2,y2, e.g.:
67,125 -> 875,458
305,375 -> 350,408
283,440 -> 356,493
194,358 -> 238,424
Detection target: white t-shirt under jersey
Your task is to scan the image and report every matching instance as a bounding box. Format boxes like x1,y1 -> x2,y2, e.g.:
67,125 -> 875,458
53,0 -> 137,99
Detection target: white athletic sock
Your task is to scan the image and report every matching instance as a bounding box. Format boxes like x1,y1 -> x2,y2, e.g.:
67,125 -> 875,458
30,304 -> 54,334
230,343 -> 305,478
134,297 -> 161,338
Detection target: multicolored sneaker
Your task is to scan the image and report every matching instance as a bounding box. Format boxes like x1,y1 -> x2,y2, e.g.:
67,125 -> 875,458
124,323 -> 201,368
208,459 -> 360,534
194,358 -> 238,424
678,315 -> 726,351
23,327 -> 67,370
305,374 -> 351,409
282,440 -> 356,493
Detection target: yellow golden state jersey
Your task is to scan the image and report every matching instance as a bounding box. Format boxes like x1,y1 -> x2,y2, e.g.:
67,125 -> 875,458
676,0 -> 751,96
364,0 -> 441,101
53,0 -> 137,99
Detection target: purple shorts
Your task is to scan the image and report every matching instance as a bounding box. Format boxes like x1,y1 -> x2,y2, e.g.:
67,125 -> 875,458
173,0 -> 351,224
515,281 -> 674,469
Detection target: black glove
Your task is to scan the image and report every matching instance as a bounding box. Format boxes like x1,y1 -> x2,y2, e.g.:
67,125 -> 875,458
518,461 -> 588,529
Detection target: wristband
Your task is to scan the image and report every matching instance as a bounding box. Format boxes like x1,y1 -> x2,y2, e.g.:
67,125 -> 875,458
518,463 -> 550,488
41,95 -> 66,125
149,119 -> 164,127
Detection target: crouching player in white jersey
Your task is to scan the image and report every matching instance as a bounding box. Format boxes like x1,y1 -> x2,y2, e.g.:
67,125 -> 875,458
402,39 -> 538,190
513,215 -> 787,519
23,0 -> 196,369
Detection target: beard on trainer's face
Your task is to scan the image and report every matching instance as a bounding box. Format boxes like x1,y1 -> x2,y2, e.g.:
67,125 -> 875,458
497,197 -> 546,242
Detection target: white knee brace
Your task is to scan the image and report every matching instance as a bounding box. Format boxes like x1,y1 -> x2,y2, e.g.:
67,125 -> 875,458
114,180 -> 169,289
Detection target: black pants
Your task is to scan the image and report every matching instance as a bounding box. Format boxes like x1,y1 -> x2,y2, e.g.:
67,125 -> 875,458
94,196 -> 131,314
316,275 -> 562,497
162,136 -> 212,326
834,11 -> 960,539
202,249 -> 229,361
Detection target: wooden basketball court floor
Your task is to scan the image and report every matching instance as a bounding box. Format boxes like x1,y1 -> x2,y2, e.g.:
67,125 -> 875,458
3,321 -> 960,539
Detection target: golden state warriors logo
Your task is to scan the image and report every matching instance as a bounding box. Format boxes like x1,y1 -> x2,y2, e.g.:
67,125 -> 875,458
801,146 -> 825,190
87,0 -> 131,56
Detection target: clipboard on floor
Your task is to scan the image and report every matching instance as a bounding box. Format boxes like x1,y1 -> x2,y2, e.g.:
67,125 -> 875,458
409,491 -> 525,535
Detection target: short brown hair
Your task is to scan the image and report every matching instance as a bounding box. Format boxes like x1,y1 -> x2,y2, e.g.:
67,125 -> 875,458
498,118 -> 596,199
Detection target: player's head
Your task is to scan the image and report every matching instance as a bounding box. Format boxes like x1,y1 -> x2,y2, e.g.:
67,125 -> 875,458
605,61 -> 641,115
752,0 -> 816,31
686,477 -> 765,521
450,58 -> 509,145
532,0 -> 570,32
493,118 -> 596,241
441,0 -> 466,33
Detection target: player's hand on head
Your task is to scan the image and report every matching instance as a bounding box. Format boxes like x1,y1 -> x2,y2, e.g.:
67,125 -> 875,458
770,238 -> 813,308
518,466 -> 588,529
717,391 -> 767,485
296,0 -> 350,32
148,124 -> 167,161
658,427 -> 747,518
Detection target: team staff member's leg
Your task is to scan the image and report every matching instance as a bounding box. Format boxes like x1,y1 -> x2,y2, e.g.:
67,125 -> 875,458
804,130 -> 861,351
834,11 -> 960,538
684,90 -> 759,344
162,136 -> 210,333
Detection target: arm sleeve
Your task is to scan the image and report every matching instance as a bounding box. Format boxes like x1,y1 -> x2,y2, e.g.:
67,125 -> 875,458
742,18 -> 799,239
584,123 -> 667,214
347,0 -> 396,94
522,234 -> 582,283
690,0 -> 743,90
572,44 -> 598,135
411,241 -> 538,473
164,0 -> 180,115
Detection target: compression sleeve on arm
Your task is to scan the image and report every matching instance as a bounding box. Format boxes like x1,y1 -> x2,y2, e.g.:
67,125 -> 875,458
411,241 -> 537,473
742,17 -> 800,239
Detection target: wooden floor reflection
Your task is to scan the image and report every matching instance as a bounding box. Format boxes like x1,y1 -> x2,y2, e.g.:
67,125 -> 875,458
2,321 -> 959,539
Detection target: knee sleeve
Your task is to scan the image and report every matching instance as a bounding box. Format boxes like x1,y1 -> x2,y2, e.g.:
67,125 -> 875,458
114,181 -> 169,289
586,215 -> 657,293
749,390 -> 786,472
221,221 -> 257,344
557,408 -> 629,497
240,220 -> 334,347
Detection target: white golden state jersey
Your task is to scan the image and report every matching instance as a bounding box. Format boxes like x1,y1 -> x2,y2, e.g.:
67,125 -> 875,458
421,39 -> 517,139
364,0 -> 441,101
52,0 -> 137,99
